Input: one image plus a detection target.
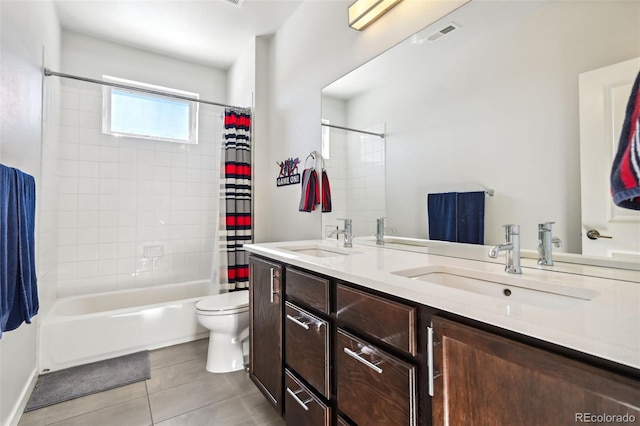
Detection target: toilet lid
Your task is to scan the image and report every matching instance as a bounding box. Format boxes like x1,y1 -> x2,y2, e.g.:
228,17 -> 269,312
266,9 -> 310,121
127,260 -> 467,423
196,291 -> 249,312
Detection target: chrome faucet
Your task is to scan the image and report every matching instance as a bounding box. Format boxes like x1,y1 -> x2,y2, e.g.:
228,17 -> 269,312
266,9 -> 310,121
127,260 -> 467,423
538,222 -> 562,266
376,217 -> 397,245
488,224 -> 522,274
328,218 -> 353,248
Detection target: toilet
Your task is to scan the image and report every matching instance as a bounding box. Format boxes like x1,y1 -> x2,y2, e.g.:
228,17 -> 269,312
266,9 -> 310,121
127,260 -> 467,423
195,291 -> 250,373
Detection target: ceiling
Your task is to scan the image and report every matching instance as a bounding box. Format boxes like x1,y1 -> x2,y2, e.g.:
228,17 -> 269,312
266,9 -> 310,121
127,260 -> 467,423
54,0 -> 305,70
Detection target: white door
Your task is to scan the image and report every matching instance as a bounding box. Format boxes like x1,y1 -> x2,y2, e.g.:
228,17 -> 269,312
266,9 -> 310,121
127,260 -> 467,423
579,57 -> 640,258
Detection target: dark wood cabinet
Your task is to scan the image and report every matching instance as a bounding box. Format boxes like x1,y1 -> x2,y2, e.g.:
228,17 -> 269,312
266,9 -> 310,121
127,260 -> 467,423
250,254 -> 640,426
431,316 -> 640,425
249,256 -> 283,415
337,329 -> 418,426
285,302 -> 330,398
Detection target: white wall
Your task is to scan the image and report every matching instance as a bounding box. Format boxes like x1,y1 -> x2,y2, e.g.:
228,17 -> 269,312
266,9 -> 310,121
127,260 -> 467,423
344,0 -> 640,251
0,2 -> 61,424
256,0 -> 469,242
56,31 -> 227,296
228,38 -> 255,109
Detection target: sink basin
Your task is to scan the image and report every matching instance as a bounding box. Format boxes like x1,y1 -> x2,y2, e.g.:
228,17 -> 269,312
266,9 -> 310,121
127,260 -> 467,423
278,244 -> 356,258
392,265 -> 599,310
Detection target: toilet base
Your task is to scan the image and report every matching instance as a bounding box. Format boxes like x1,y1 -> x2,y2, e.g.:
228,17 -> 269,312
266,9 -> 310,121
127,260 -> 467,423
205,330 -> 247,373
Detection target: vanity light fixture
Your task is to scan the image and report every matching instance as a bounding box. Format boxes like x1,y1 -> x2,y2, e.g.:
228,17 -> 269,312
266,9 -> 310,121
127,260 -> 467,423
349,0 -> 403,31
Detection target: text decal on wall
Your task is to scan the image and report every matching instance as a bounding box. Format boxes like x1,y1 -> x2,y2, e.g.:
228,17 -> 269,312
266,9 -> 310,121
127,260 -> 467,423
276,157 -> 301,187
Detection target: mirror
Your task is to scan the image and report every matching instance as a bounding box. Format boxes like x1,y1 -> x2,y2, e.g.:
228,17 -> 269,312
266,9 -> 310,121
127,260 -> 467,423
321,0 -> 640,275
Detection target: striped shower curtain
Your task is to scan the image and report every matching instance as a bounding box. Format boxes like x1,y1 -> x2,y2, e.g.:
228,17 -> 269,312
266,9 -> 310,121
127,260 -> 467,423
219,108 -> 252,291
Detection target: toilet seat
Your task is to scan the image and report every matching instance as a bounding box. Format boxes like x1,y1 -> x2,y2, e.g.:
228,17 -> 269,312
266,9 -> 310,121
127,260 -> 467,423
196,291 -> 249,316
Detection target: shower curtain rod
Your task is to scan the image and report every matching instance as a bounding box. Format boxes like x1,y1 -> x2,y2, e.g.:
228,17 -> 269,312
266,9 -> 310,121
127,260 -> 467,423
43,68 -> 246,110
321,122 -> 385,138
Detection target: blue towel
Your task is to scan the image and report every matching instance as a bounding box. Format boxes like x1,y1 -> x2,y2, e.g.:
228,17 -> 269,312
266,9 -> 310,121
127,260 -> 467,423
428,191 -> 485,245
456,191 -> 485,244
427,192 -> 457,242
0,165 -> 38,338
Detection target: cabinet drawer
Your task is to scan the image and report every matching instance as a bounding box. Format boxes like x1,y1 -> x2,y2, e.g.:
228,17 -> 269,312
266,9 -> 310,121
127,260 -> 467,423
337,329 -> 417,426
336,284 -> 417,355
285,302 -> 330,398
286,268 -> 330,314
285,369 -> 331,426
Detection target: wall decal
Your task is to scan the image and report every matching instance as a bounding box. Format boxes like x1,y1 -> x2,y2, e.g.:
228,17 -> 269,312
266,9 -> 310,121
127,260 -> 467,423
276,157 -> 301,187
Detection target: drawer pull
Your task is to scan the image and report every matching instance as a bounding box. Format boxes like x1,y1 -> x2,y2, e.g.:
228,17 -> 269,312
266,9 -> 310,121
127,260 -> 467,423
428,326 -> 435,397
427,325 -> 442,398
343,347 -> 383,374
286,387 -> 312,411
270,268 -> 279,304
286,314 -> 311,330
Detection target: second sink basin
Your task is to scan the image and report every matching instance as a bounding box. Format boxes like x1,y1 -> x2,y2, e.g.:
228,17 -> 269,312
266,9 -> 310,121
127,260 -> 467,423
392,265 -> 599,310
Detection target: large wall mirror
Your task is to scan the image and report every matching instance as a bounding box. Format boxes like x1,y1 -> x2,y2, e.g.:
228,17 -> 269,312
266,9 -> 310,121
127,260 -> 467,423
321,0 -> 640,273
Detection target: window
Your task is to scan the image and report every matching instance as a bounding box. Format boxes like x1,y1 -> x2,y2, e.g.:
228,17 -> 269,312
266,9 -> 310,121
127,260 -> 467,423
102,75 -> 199,144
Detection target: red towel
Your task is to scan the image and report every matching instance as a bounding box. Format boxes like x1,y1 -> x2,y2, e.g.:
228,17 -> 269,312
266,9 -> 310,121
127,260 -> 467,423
299,168 -> 320,212
611,70 -> 640,210
322,169 -> 332,213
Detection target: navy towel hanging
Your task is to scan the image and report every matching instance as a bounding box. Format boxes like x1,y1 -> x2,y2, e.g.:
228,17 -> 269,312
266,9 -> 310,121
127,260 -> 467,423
427,191 -> 485,245
0,164 -> 39,338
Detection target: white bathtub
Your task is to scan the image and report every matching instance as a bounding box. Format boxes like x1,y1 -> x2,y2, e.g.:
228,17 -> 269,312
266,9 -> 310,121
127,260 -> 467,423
39,280 -> 211,372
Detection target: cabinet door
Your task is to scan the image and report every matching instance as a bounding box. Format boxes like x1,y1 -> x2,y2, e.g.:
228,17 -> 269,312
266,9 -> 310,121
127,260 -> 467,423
285,302 -> 330,398
432,316 -> 640,425
249,256 -> 283,415
337,329 -> 417,426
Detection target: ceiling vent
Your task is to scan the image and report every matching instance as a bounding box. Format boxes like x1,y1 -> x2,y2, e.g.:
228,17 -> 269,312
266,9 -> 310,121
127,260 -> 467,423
426,22 -> 460,42
225,0 -> 246,7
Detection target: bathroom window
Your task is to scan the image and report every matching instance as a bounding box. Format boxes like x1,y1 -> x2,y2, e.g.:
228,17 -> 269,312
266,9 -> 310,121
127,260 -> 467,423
102,75 -> 199,144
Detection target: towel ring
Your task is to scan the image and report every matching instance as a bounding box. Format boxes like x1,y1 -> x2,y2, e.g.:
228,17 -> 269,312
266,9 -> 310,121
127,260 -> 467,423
304,152 -> 315,169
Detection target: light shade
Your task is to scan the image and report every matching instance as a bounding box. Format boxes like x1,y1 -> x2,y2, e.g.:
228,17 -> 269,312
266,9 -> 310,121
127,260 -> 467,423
348,0 -> 403,31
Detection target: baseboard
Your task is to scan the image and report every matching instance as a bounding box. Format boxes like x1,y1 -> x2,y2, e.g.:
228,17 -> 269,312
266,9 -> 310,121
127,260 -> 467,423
8,367 -> 38,426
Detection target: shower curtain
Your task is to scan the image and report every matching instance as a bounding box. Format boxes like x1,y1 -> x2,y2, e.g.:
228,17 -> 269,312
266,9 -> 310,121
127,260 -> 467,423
217,108 -> 252,291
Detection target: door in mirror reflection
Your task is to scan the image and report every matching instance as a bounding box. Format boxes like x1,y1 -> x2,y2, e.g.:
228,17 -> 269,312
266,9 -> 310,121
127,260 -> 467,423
579,57 -> 640,258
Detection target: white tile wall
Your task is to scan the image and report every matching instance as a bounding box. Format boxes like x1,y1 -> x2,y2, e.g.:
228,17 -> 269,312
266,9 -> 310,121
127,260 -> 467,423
323,124 -> 386,240
346,127 -> 386,237
54,86 -> 221,296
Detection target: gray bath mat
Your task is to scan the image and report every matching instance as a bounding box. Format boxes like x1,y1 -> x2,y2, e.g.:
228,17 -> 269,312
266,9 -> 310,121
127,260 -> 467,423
25,351 -> 150,412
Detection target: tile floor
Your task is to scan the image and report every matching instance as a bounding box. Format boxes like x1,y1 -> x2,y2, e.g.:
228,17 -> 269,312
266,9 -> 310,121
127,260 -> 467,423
18,339 -> 284,426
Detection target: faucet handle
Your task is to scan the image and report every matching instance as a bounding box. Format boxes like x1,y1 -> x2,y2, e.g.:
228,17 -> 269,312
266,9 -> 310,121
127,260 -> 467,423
538,221 -> 555,231
337,218 -> 352,226
503,224 -> 520,235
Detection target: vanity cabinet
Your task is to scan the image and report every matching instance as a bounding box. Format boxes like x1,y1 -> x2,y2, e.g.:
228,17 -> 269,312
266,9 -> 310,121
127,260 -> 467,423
249,256 -> 284,415
431,316 -> 640,425
248,253 -> 640,426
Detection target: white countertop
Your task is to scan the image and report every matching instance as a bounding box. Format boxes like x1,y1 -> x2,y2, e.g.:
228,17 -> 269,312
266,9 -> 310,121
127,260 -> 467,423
244,239 -> 640,371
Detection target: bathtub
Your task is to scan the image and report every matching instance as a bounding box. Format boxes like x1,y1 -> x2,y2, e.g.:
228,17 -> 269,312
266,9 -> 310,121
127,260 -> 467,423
39,280 -> 211,372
